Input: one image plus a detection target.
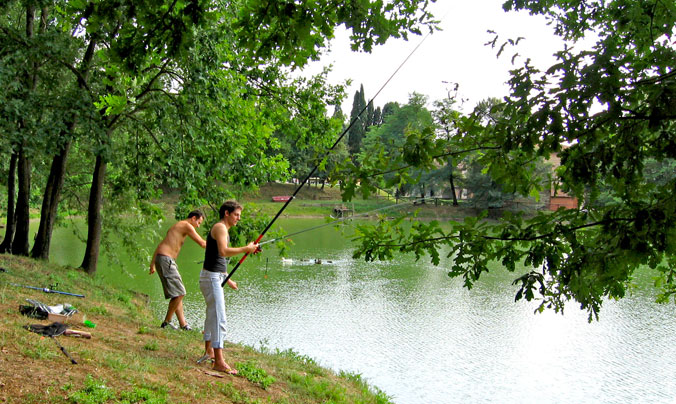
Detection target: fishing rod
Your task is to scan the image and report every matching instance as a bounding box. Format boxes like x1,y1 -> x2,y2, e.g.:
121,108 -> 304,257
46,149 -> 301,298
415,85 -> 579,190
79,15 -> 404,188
9,283 -> 85,298
258,197 -> 433,247
222,30 -> 435,287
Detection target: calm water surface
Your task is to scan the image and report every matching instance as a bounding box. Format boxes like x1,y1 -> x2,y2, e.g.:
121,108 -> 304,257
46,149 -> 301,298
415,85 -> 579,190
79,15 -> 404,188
50,218 -> 676,404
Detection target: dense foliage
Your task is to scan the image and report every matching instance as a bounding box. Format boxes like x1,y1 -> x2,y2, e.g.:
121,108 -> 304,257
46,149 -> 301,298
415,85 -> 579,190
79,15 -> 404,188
339,0 -> 676,319
0,0 -> 437,273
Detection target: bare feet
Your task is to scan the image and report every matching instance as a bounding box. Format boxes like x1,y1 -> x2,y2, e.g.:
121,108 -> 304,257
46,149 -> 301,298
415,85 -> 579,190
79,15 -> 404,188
213,364 -> 238,375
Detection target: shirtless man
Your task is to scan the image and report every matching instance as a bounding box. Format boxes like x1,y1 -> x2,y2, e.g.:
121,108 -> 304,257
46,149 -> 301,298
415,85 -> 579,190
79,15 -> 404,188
150,210 -> 206,330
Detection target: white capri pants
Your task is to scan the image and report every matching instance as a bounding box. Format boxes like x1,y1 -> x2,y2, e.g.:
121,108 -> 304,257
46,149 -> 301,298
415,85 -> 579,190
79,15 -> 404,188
199,269 -> 228,349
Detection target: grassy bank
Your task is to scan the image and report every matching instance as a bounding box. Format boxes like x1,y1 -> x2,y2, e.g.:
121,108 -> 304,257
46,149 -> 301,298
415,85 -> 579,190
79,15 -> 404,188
0,254 -> 391,404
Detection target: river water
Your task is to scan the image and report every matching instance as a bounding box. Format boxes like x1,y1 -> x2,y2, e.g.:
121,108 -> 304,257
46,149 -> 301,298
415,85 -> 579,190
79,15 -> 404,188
49,218 -> 676,404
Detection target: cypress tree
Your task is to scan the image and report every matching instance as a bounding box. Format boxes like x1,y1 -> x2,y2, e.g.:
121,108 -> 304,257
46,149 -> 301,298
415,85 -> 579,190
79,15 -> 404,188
366,99 -> 374,130
347,85 -> 367,159
373,106 -> 382,127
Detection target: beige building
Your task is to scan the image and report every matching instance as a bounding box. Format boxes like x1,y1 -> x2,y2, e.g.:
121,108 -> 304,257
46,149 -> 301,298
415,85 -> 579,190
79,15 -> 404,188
547,152 -> 578,211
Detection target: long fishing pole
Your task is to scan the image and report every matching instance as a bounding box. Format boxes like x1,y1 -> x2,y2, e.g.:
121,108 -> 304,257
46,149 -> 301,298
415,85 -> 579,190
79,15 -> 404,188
258,197 -> 433,246
9,283 -> 86,298
222,30 -> 435,287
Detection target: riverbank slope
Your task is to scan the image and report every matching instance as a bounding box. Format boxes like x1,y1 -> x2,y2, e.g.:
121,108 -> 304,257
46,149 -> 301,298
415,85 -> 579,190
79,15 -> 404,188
0,254 -> 391,404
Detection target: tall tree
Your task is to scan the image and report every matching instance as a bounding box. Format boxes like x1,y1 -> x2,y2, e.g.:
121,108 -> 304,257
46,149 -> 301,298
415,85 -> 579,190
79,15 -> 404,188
372,106 -> 382,127
0,153 -> 17,253
347,85 -> 367,158
381,101 -> 399,120
338,93 -> 435,199
464,159 -> 514,210
366,99 -> 375,129
10,4 -> 46,256
432,97 -> 463,205
31,33 -> 97,260
361,93 -> 433,154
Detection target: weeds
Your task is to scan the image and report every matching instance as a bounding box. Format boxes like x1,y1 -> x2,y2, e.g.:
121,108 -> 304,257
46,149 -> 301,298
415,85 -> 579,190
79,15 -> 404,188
118,386 -> 167,404
116,293 -> 131,304
22,335 -> 58,361
67,375 -> 168,404
236,360 -> 276,390
340,371 -> 393,404
68,376 -> 115,404
143,340 -> 159,351
276,347 -> 319,367
288,372 -> 348,402
88,306 -> 108,315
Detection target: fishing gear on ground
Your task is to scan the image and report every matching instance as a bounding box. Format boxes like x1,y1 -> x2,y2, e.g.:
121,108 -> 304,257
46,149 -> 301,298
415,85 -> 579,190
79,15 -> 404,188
19,298 -> 78,320
9,282 -> 85,298
24,322 -> 84,364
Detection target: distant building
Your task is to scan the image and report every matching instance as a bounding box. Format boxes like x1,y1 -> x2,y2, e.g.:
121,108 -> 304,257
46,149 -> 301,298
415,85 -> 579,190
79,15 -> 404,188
547,151 -> 578,211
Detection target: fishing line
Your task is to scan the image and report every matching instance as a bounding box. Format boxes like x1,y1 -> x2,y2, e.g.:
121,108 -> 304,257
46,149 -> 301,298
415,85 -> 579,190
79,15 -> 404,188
259,197 -> 434,246
222,26 -> 437,287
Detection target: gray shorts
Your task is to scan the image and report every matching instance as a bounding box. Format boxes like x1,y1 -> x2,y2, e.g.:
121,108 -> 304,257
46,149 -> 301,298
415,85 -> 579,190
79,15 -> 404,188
155,255 -> 186,299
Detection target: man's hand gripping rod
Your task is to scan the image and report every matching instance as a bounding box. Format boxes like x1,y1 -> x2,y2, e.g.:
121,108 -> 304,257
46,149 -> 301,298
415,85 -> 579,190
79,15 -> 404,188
220,196 -> 295,287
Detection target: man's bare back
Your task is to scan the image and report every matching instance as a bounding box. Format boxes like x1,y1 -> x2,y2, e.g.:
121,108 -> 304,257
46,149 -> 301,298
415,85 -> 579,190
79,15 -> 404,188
150,216 -> 206,274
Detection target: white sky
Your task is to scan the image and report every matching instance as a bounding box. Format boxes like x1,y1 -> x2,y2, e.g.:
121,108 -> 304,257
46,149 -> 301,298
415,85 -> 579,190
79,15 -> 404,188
300,0 -> 567,113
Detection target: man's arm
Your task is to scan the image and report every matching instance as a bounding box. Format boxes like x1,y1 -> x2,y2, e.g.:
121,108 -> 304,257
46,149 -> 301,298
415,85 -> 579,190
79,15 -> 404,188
212,223 -> 257,257
149,246 -> 159,275
185,222 -> 207,248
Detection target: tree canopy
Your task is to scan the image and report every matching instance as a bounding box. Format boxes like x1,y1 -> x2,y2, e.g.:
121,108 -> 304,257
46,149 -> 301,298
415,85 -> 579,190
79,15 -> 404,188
337,0 -> 676,320
0,0 -> 437,273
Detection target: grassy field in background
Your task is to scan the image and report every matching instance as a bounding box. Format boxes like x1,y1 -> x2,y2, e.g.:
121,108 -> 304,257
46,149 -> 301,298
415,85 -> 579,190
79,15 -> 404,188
244,183 -> 475,221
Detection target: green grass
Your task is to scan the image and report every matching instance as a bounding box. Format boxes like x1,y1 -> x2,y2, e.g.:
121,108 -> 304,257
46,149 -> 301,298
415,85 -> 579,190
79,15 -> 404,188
88,305 -> 109,315
23,338 -> 59,360
236,360 -> 276,390
143,340 -> 159,351
287,372 -> 349,402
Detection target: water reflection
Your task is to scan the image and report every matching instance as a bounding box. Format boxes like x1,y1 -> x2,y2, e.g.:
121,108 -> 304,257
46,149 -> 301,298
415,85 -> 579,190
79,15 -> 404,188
50,218 -> 676,404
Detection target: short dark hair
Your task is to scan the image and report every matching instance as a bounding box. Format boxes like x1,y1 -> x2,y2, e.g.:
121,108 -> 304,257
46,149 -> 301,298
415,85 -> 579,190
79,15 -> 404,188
219,200 -> 243,219
187,210 -> 204,220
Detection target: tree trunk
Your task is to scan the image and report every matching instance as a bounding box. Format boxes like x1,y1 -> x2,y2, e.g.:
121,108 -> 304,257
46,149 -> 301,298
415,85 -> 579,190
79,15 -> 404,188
31,140 -> 72,259
10,5 -> 38,256
31,30 -> 96,260
448,158 -> 459,206
11,146 -> 31,256
0,153 -> 18,253
80,155 -> 107,274
449,171 -> 459,206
